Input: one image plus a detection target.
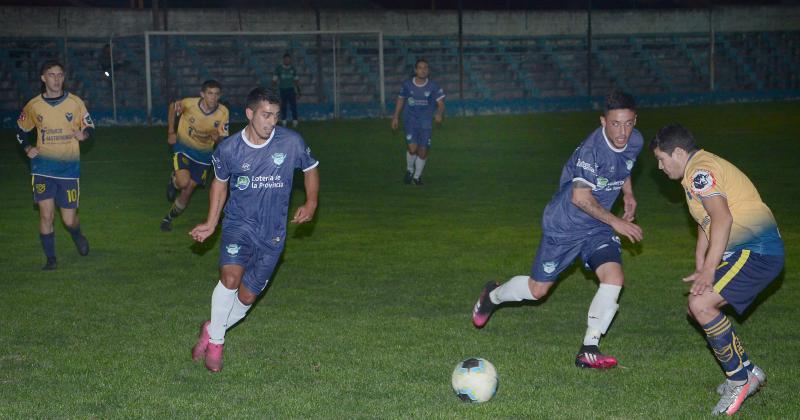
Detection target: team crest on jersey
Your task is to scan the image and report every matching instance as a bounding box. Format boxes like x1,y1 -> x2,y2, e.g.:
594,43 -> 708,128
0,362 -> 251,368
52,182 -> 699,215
225,243 -> 241,256
305,147 -> 312,156
37,115 -> 43,123
424,91 -> 430,97
190,117 -> 196,124
611,235 -> 621,245
214,121 -> 220,128
35,183 -> 46,194
542,261 -> 557,274
241,162 -> 251,171
626,159 -> 634,171
272,153 -> 286,166
235,176 -> 250,190
65,112 -> 73,122
182,156 -> 189,165
691,169 -> 715,194
17,112 -> 26,122
596,177 -> 609,189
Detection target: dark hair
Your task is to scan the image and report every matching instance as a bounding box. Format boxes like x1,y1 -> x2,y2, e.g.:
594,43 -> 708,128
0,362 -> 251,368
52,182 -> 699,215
201,79 -> 222,92
604,89 -> 635,115
39,60 -> 65,93
246,87 -> 281,111
415,58 -> 428,68
283,53 -> 291,59
650,123 -> 698,154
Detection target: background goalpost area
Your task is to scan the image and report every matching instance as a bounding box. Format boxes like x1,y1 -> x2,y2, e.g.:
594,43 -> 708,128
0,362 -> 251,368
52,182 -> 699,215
144,30 -> 385,124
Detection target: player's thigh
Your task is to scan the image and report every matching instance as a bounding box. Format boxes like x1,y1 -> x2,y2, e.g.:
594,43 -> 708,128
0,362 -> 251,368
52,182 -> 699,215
53,178 -> 80,210
530,234 -> 583,283
241,248 -> 281,299
711,250 -> 784,316
581,231 -> 623,285
36,197 -> 56,224
218,226 -> 255,289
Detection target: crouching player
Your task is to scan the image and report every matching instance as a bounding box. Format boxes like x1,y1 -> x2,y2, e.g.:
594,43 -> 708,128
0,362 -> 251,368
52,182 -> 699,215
189,88 -> 319,372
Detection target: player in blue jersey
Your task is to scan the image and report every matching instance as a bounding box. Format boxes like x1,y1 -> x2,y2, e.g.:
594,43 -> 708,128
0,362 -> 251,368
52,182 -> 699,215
189,88 -> 319,373
651,124 -> 783,415
16,60 -> 95,270
472,90 -> 644,369
391,58 -> 445,186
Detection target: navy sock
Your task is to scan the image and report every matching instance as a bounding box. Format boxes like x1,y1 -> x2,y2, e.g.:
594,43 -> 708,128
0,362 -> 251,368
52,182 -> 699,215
703,313 -> 749,382
39,232 -> 56,259
66,224 -> 82,242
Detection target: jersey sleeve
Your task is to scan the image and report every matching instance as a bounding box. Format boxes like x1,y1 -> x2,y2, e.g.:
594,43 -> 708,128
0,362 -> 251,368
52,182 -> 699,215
294,137 -> 319,172
218,107 -> 230,137
292,66 -> 299,81
17,102 -> 35,132
434,83 -> 445,102
571,146 -> 600,188
76,99 -> 95,130
211,147 -> 231,181
178,98 -> 192,116
689,159 -> 725,199
398,81 -> 410,98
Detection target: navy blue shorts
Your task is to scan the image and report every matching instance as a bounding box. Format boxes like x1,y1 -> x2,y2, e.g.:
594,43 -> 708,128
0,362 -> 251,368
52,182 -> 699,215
531,230 -> 622,282
173,152 -> 210,186
404,125 -> 432,149
32,175 -> 79,209
218,225 -> 282,296
713,250 -> 784,314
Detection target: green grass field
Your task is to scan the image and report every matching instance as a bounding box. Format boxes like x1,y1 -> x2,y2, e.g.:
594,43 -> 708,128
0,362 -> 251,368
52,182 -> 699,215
1,102 -> 798,418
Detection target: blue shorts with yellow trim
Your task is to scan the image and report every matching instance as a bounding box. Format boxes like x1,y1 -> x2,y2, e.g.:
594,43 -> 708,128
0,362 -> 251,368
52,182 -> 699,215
173,152 -> 210,186
32,175 -> 80,209
714,249 -> 784,314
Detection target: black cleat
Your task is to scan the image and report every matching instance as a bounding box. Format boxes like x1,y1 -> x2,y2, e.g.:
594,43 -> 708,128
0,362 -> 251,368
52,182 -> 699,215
42,257 -> 57,271
74,234 -> 90,256
413,177 -> 424,186
160,218 -> 172,232
166,177 -> 178,202
472,281 -> 499,328
404,171 -> 413,184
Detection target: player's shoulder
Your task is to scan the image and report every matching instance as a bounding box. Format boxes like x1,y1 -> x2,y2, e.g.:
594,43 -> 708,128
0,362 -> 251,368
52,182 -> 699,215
275,125 -> 304,142
218,103 -> 230,116
23,94 -> 43,109
687,150 -> 722,171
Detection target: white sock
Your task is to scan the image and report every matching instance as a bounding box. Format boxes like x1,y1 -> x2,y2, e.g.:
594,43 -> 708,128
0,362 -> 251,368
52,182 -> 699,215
413,157 -> 426,179
583,283 -> 622,346
208,281 -> 237,344
225,294 -> 252,330
490,275 -> 535,304
406,152 -> 416,173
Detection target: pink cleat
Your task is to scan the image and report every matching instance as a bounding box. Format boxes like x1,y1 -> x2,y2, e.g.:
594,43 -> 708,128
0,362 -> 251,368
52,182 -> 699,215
205,343 -> 224,372
575,345 -> 618,369
191,320 -> 211,362
472,281 -> 499,328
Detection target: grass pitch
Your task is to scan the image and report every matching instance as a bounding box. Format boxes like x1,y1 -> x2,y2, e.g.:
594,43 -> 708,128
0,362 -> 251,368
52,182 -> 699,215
1,101 -> 798,418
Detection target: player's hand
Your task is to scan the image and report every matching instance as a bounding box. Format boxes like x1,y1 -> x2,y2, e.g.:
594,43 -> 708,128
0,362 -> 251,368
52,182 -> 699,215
189,222 -> 216,242
434,113 -> 443,125
683,270 -> 715,295
73,129 -> 89,142
391,117 -> 399,131
167,132 -> 177,145
622,194 -> 637,222
25,146 -> 39,159
291,202 -> 317,224
611,218 -> 643,243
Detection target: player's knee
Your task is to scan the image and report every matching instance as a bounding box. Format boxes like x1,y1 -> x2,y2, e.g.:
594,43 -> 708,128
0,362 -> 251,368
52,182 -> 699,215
238,292 -> 257,306
686,295 -> 713,320
531,280 -> 551,300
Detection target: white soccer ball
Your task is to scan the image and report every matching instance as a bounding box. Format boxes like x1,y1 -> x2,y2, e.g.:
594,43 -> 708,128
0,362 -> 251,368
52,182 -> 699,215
451,357 -> 498,403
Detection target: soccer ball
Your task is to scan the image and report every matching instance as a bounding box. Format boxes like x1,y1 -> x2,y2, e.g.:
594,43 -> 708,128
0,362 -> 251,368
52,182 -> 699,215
451,357 -> 498,403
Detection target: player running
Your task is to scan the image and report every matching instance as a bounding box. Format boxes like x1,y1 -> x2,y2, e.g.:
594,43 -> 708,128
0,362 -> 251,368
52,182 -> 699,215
651,123 -> 783,416
16,60 -> 95,270
391,58 -> 445,186
161,80 -> 229,232
472,89 -> 644,369
189,87 -> 319,372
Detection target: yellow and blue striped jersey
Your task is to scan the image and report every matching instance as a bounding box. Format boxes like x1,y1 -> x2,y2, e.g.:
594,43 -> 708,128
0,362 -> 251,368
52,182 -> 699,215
682,150 -> 783,256
17,92 -> 94,179
174,97 -> 229,164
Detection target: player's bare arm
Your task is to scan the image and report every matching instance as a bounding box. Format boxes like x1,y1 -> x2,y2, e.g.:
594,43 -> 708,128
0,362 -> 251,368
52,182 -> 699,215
434,99 -> 445,125
694,225 -> 709,272
291,167 -> 319,224
572,182 -> 643,243
683,195 -> 732,295
167,101 -> 179,145
391,97 -> 404,130
621,176 -> 637,222
190,177 -> 228,242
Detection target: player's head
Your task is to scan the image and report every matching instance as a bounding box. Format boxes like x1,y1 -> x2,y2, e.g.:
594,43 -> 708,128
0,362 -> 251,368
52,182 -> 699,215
245,87 -> 281,140
283,53 -> 292,65
600,89 -> 637,149
650,123 -> 698,180
200,79 -> 222,109
414,58 -> 429,80
39,60 -> 65,96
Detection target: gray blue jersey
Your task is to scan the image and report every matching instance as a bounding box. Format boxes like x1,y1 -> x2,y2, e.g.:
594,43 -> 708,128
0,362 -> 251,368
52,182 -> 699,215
541,126 -> 643,237
211,126 -> 319,249
398,78 -> 445,129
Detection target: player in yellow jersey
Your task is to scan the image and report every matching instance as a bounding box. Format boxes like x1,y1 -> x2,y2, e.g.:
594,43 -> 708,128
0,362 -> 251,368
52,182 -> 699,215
16,60 -> 95,270
651,124 -> 784,416
161,80 -> 229,232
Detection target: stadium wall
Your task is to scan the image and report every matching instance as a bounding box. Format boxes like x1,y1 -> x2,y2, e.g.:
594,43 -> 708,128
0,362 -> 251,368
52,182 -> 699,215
2,6 -> 800,37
